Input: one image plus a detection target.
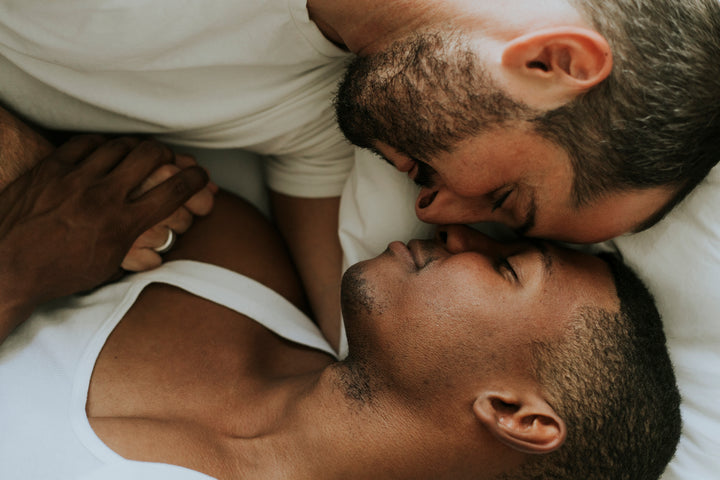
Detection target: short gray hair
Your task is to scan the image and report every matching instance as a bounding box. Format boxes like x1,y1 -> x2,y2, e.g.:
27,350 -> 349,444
533,0 -> 720,218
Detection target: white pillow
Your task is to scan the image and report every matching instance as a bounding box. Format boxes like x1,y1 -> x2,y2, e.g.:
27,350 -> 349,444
339,147 -> 720,479
184,146 -> 271,217
339,148 -> 433,270
612,165 -> 720,480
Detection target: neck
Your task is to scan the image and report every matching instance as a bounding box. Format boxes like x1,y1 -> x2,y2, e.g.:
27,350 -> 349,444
306,0 -> 436,55
243,363 -> 497,479
243,366 -> 409,478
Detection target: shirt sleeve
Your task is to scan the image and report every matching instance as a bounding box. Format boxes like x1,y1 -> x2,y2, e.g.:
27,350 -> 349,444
264,126 -> 354,198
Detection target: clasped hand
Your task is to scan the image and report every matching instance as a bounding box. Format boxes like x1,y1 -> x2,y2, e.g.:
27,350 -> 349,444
0,135 -> 211,323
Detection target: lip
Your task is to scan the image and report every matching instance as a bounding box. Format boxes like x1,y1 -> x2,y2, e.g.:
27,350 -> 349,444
407,239 -> 429,269
388,241 -> 417,269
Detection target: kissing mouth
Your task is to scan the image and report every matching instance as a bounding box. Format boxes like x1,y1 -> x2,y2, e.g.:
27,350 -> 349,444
417,189 -> 438,209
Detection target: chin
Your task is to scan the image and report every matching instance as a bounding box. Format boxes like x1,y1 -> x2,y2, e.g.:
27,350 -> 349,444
340,262 -> 374,319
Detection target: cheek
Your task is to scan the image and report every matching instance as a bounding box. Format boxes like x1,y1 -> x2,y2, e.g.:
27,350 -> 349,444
438,166 -> 493,198
340,264 -> 377,319
404,272 -> 511,335
340,260 -> 400,325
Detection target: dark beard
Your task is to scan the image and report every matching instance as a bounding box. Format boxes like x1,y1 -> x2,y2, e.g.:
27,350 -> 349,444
331,357 -> 376,406
340,262 -> 377,319
336,263 -> 385,406
334,31 -> 532,162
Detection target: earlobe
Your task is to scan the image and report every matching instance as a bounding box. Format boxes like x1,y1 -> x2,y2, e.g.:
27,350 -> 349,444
473,391 -> 567,454
500,27 -> 612,109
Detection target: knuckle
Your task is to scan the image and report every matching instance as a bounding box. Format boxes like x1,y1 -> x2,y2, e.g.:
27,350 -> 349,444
174,153 -> 197,167
96,137 -> 136,156
172,208 -> 193,231
154,163 -> 180,181
116,136 -> 142,147
185,190 -> 214,216
106,136 -> 136,149
171,175 -> 195,198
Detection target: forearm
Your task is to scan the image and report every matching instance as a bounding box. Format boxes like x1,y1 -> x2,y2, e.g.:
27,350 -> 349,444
0,107 -> 54,344
0,105 -> 54,190
270,192 -> 343,351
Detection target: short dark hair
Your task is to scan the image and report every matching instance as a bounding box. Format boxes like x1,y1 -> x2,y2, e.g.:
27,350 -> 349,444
507,253 -> 681,480
532,0 -> 720,220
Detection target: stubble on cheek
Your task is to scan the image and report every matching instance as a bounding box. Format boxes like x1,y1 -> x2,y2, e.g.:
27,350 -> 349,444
340,263 -> 386,318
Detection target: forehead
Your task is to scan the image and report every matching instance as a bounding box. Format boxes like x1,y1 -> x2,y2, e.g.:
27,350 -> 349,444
537,245 -> 618,317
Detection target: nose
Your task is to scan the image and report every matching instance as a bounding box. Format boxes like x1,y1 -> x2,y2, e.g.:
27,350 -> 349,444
435,225 -> 503,254
415,186 -> 500,226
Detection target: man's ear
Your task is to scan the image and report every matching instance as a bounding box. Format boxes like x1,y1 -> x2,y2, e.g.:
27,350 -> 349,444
473,390 -> 567,454
500,27 -> 612,109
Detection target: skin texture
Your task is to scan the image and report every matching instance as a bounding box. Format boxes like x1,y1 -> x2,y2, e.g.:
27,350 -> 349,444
83,191 -> 619,479
341,225 -> 617,397
375,138 -> 674,242
271,192 -> 343,351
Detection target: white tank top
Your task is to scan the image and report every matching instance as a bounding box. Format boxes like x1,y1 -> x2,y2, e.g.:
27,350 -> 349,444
0,260 -> 336,480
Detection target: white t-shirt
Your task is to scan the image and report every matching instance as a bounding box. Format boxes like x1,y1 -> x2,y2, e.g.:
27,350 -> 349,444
0,0 -> 353,198
0,260 -> 336,480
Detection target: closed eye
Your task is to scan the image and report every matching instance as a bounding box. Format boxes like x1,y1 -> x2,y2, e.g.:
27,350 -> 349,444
498,258 -> 519,282
491,189 -> 513,212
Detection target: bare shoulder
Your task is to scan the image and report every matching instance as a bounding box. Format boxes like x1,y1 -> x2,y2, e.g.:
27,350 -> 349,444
165,190 -> 310,315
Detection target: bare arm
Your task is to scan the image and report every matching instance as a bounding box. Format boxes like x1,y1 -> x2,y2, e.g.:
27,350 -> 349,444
270,192 -> 343,351
0,105 -> 54,189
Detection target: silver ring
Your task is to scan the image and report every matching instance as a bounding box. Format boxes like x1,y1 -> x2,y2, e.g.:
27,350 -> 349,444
153,228 -> 176,254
